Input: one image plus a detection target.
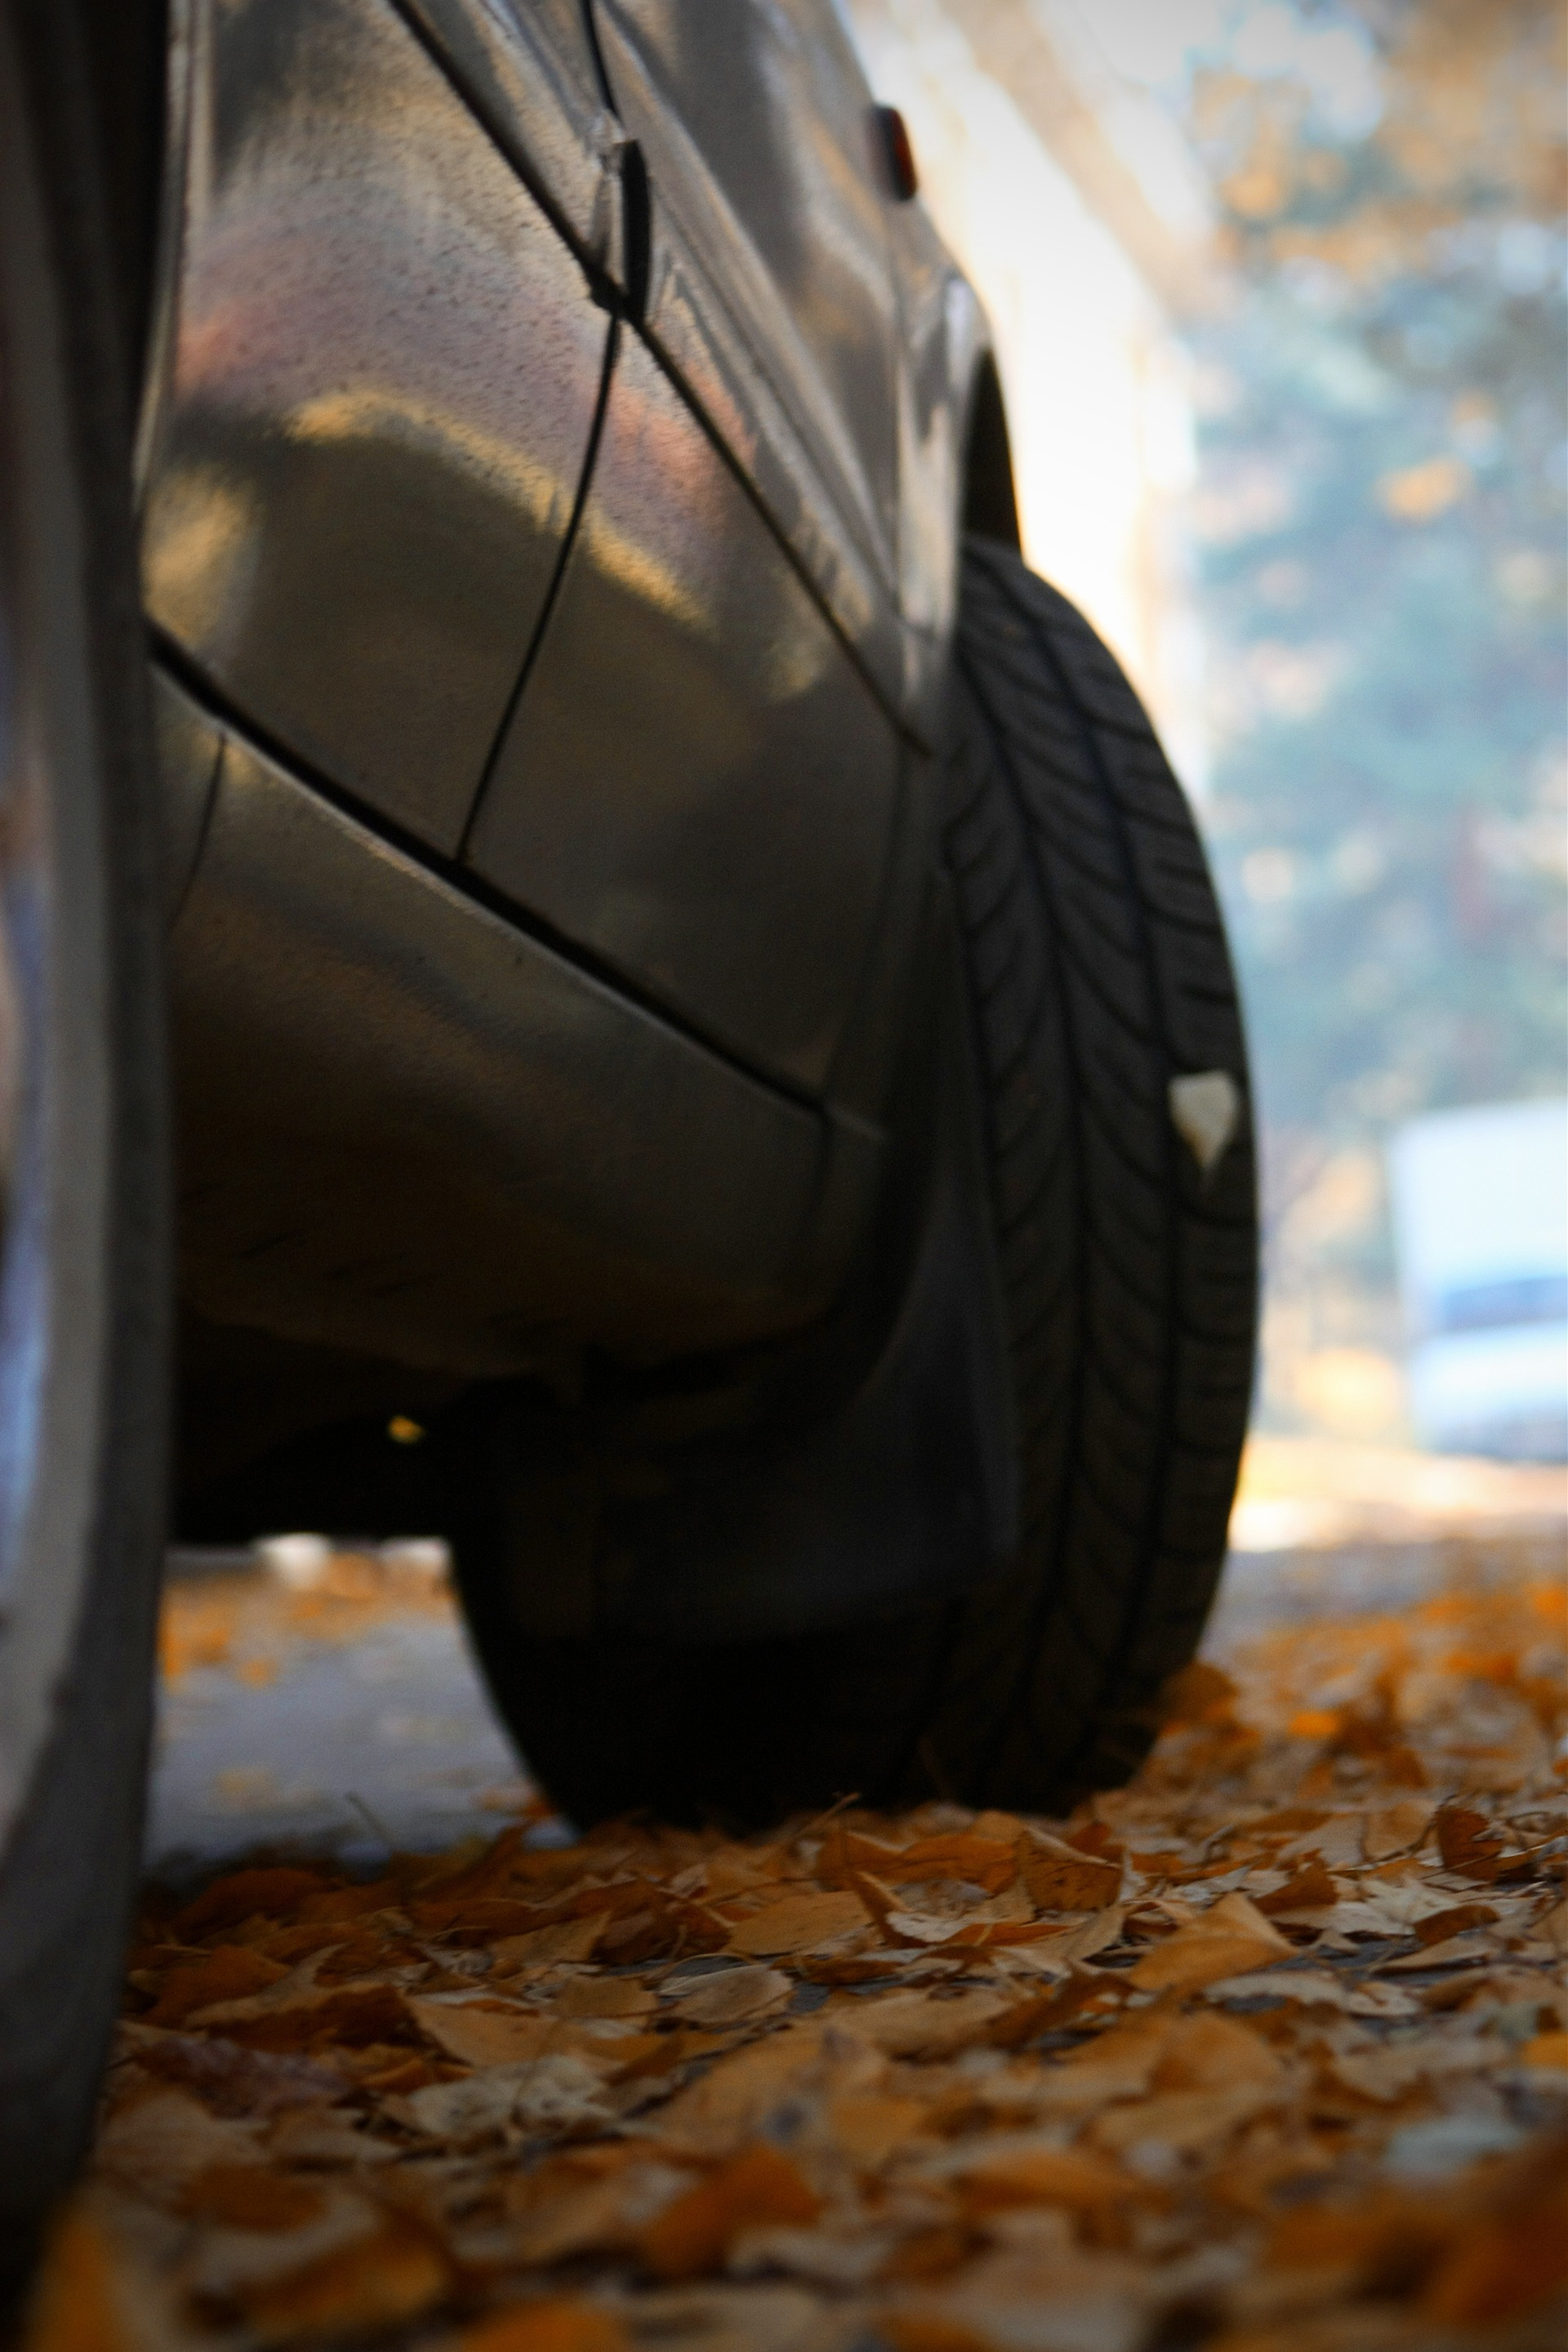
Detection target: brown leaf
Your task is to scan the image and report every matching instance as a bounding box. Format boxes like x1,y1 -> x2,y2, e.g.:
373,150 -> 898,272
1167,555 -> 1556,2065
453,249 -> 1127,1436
140,1944 -> 290,2028
296,1880 -> 401,1924
595,1898 -> 727,1967
652,2022 -> 840,2153
1160,1660 -> 1241,1725
1264,2189 -> 1447,2276
611,2026 -> 728,2086
1018,1850 -> 1121,1913
1381,1931 -> 1495,1971
235,2216 -> 449,2341
492,1917 -> 606,1971
667,1967 -> 792,2027
814,1827 -> 906,1887
1127,1893 -> 1292,1992
180,2163 -> 327,2232
849,1989 -> 1011,2059
1422,2185 -> 1568,2325
173,1869 -> 334,1942
403,1828 -> 533,1917
20,2205 -> 135,2352
983,1977 -> 1111,2047
1094,2078 -> 1278,2154
220,1984 -> 417,2055
408,2001 -> 560,2069
1436,1804 -> 1504,1880
879,1833 -> 1019,1894
1414,1900 -> 1499,1945
724,1891 -> 869,1956
95,2089 -> 262,2200
1152,2011 -> 1285,2089
457,2301 -> 630,2352
638,2146 -> 820,2279
956,2143 -> 1137,2216
124,2027 -> 350,2117
820,2093 -> 931,2167
1363,1800 -> 1434,1860
1256,1860 -> 1338,1916
410,1896 -> 551,1945
875,2316 -> 991,2352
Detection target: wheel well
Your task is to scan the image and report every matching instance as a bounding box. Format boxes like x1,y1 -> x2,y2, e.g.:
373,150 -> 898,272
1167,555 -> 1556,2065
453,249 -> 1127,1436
961,353 -> 1021,551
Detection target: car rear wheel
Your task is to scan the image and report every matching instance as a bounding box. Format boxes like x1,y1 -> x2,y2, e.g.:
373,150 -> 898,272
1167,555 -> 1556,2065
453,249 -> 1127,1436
0,2 -> 169,2301
452,538 -> 1256,1829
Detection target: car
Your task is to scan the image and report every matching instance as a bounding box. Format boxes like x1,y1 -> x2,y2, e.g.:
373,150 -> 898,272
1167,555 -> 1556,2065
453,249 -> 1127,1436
1390,1098 -> 1568,1462
0,0 -> 1258,2287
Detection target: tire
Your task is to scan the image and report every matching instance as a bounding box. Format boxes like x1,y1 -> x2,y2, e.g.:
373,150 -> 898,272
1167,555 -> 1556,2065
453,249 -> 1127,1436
0,2 -> 169,2304
452,540 -> 1256,1829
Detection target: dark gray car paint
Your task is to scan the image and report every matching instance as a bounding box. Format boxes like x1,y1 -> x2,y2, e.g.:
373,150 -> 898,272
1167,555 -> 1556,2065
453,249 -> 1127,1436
590,1 -> 911,722
140,0 -> 1008,1521
140,0 -> 610,853
466,323 -> 903,1095
398,0 -> 622,272
149,663 -> 220,924
591,0 -> 901,587
171,710 -> 887,1380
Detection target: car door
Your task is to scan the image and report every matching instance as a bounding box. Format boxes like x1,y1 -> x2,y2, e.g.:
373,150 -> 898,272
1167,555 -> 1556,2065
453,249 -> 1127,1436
140,0 -> 613,856
588,0 -> 902,591
462,0 -> 919,1102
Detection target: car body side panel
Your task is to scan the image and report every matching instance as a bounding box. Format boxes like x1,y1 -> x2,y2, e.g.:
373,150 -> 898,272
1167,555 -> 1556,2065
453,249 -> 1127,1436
395,0 -> 621,271
140,0 -> 609,854
171,713 -> 883,1381
590,0 -> 908,722
594,1 -> 899,578
465,326 -> 903,1097
142,0 -> 1005,1428
150,665 -> 222,925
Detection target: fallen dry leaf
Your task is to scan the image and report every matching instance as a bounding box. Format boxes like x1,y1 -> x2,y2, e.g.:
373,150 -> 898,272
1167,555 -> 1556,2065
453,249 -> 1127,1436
723,1891 -> 869,1955
180,2164 -> 327,2232
1127,1892 -> 1294,1991
953,2142 -> 1138,2219
1017,1847 -> 1121,1913
21,2207 -> 136,2352
666,1966 -> 791,2026
457,2302 -> 630,2352
638,2146 -> 820,2279
234,2217 -> 448,2341
55,1512 -> 1568,2352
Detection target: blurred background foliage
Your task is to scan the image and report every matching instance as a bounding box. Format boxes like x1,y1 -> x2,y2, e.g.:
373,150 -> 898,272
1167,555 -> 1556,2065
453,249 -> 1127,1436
1174,0 -> 1566,1428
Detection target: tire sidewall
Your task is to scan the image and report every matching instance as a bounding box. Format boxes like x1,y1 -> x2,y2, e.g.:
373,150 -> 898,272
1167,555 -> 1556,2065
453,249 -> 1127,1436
0,0 -> 169,2300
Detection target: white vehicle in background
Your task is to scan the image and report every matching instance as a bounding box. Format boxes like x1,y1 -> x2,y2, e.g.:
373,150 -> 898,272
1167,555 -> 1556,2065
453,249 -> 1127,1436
1389,1100 -> 1568,1462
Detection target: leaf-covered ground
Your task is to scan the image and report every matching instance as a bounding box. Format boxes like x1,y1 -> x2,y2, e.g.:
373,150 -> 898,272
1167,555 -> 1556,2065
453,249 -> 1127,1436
25,1544 -> 1568,2352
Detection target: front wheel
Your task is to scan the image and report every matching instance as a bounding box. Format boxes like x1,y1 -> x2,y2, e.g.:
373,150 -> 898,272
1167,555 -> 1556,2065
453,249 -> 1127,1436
453,540 -> 1258,1825
0,1 -> 170,2301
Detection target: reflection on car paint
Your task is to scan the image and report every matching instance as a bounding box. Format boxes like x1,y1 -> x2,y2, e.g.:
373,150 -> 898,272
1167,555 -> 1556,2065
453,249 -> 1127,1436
140,0 -> 609,854
467,327 -> 902,1095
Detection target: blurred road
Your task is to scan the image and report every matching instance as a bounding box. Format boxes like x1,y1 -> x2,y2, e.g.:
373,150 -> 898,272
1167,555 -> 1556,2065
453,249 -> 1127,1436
146,1545 -> 530,1886
146,1438 -> 1566,1885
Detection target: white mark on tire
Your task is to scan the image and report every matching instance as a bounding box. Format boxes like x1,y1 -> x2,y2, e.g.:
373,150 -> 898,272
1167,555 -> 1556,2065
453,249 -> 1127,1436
1169,1070 -> 1241,1176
